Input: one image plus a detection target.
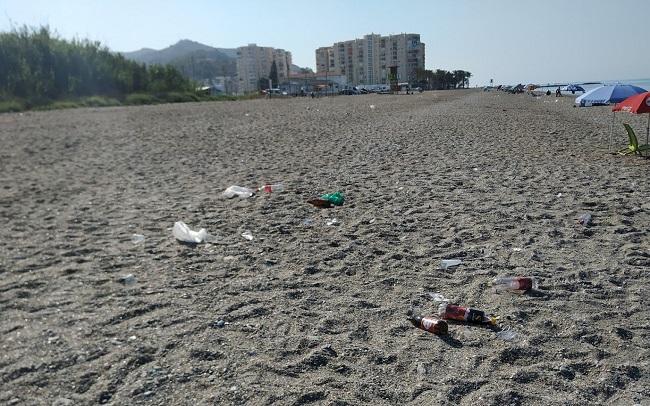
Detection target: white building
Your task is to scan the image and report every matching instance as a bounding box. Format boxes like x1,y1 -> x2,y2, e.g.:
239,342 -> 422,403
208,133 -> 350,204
316,33 -> 425,86
236,44 -> 292,94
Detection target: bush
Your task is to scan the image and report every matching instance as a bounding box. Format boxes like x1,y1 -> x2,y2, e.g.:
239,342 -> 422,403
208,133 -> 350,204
35,100 -> 81,110
160,92 -> 199,103
82,96 -> 120,107
124,93 -> 159,105
0,100 -> 25,113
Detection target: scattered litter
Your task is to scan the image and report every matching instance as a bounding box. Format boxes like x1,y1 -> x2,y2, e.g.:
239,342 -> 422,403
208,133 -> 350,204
118,274 -> 136,285
173,221 -> 208,243
307,191 -> 345,208
369,104 -> 376,109
577,213 -> 592,226
416,363 -> 427,375
321,192 -> 345,206
222,185 -> 254,199
259,183 -> 284,193
245,113 -> 250,117
128,335 -> 137,341
512,247 -> 523,252
131,234 -> 145,244
408,310 -> 448,335
302,218 -> 314,226
472,167 -> 479,172
326,218 -> 339,226
493,276 -> 538,293
307,198 -> 331,208
495,325 -> 518,341
214,320 -> 226,328
427,292 -> 449,303
439,302 -> 498,325
556,192 -> 563,197
241,230 -> 254,241
369,218 -> 376,224
440,259 -> 462,270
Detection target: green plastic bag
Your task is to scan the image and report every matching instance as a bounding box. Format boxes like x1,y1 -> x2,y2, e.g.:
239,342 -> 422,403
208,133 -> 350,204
321,192 -> 345,206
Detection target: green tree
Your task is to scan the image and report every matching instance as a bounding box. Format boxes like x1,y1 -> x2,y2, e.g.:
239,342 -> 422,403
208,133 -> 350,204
0,25 -> 195,105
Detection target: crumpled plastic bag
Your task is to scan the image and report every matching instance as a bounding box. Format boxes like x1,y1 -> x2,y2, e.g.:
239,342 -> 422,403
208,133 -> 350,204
222,185 -> 254,199
173,221 -> 208,243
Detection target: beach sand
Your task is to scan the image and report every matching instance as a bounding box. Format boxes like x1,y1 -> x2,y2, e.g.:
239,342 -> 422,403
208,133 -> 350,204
1,90 -> 648,405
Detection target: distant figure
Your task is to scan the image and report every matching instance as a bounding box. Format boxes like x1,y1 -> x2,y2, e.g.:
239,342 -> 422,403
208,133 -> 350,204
555,87 -> 562,97
546,90 -> 551,96
310,91 -> 315,99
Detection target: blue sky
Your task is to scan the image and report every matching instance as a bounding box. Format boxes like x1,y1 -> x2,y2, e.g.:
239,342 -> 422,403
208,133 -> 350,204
2,0 -> 649,86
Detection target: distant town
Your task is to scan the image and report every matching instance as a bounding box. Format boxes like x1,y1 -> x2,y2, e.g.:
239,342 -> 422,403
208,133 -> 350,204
233,33 -> 425,95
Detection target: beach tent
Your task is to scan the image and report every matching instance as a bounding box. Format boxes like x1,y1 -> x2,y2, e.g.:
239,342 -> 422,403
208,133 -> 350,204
612,92 -> 650,152
562,84 -> 585,93
575,84 -> 646,107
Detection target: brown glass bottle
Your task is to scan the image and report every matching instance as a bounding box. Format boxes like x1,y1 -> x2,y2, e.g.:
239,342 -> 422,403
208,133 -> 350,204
409,314 -> 448,335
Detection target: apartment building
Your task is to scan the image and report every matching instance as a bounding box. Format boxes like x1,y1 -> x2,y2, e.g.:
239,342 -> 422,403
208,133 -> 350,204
236,44 -> 292,94
315,33 -> 425,86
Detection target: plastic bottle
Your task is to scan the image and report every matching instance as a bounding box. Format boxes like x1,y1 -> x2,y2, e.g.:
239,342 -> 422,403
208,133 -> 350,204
493,276 -> 538,293
408,314 -> 448,335
259,183 -> 285,193
438,303 -> 497,325
222,185 -> 254,199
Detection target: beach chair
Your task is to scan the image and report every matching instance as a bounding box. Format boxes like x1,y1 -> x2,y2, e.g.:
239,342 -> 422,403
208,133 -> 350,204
618,124 -> 650,156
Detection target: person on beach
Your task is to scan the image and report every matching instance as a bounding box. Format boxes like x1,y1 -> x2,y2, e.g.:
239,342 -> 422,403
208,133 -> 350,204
556,87 -> 562,97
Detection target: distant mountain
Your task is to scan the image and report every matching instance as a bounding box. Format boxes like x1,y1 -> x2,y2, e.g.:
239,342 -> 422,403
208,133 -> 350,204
121,40 -> 310,81
121,40 -> 236,81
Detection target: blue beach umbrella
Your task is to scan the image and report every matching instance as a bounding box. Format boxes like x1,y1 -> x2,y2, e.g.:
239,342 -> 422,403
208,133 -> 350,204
575,84 -> 646,107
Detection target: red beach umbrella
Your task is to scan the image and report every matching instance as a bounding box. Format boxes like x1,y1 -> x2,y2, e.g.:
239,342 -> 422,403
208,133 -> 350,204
612,92 -> 650,149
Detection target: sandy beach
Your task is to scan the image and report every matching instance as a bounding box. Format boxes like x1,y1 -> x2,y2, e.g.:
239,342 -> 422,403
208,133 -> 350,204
1,90 -> 649,405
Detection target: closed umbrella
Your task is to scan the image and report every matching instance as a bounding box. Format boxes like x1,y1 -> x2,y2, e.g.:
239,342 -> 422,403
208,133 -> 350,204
612,92 -> 650,153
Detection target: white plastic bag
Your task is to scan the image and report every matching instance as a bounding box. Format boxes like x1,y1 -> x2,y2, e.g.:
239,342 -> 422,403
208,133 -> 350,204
173,221 -> 208,243
222,185 -> 254,199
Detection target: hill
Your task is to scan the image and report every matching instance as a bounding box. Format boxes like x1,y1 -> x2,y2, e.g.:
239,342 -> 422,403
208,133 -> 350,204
122,40 -> 312,82
121,40 -> 236,81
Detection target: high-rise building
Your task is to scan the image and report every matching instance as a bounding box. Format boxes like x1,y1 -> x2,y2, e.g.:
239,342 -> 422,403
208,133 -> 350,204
315,33 -> 425,86
236,44 -> 293,94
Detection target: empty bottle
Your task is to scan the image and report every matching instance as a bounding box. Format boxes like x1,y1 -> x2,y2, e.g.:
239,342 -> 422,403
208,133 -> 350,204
438,303 -> 497,325
493,276 -> 538,293
222,185 -> 254,199
259,183 -> 285,193
408,313 -> 448,335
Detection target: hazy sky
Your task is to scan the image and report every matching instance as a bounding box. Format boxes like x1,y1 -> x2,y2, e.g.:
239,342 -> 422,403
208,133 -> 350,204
2,0 -> 649,86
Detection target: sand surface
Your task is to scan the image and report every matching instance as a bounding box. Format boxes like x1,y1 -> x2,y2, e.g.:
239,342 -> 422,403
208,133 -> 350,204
1,90 -> 649,405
